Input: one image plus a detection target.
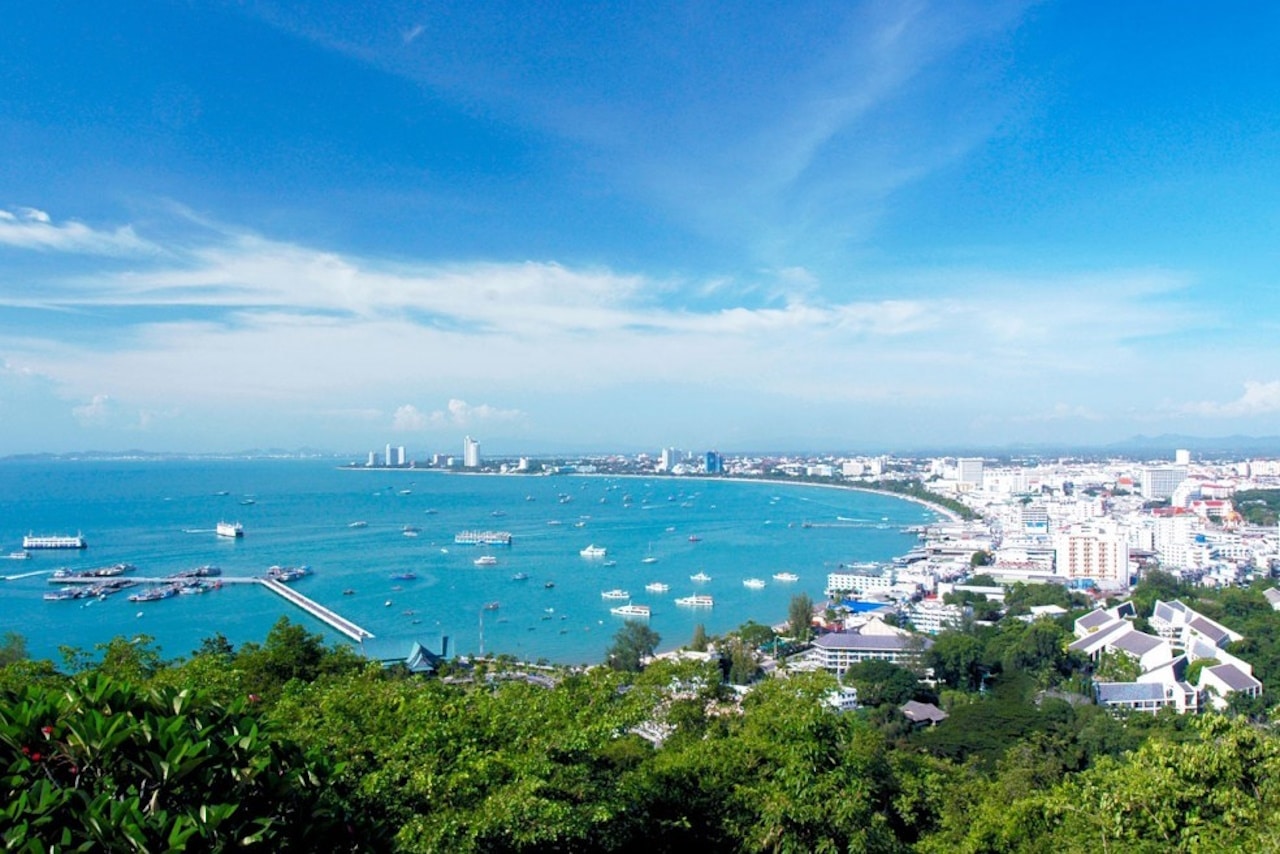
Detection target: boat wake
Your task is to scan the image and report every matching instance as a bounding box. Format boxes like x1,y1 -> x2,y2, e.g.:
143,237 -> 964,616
3,570 -> 52,581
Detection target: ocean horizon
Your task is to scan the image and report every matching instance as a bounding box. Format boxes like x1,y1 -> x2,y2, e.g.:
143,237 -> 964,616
0,460 -> 939,665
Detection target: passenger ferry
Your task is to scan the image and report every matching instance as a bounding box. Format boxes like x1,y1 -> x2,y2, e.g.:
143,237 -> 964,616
610,604 -> 650,618
215,521 -> 243,538
455,530 -> 513,546
23,533 -> 86,550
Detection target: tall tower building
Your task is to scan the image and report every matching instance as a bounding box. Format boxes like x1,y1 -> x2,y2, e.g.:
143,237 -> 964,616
463,436 -> 481,468
957,457 -> 984,487
384,443 -> 393,467
397,446 -> 406,466
705,450 -> 723,474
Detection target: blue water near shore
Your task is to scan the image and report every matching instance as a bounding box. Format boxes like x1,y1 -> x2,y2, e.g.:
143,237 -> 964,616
0,460 -> 937,664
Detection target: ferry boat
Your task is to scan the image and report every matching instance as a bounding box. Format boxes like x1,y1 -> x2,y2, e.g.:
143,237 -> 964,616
128,585 -> 179,602
610,604 -> 651,618
579,545 -> 607,558
675,594 -> 714,608
644,582 -> 670,593
743,578 -> 767,589
215,521 -> 243,538
23,533 -> 86,550
772,572 -> 800,582
455,530 -> 513,546
690,571 -> 712,583
265,565 -> 311,583
474,555 -> 498,567
601,589 -> 630,600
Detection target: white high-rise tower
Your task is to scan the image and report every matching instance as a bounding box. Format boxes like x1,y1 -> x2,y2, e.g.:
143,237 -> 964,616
463,436 -> 481,468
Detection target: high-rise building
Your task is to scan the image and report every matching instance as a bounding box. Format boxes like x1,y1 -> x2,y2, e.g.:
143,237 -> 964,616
463,436 -> 481,468
1141,465 -> 1188,501
705,450 -> 723,474
366,451 -> 376,467
397,446 -> 406,466
957,457 -> 984,487
659,447 -> 681,471
384,443 -> 393,467
1053,521 -> 1130,588
1175,448 -> 1191,466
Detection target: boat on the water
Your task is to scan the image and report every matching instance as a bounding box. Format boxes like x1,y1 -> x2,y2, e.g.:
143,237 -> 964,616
690,571 -> 711,583
644,582 -> 669,593
265,565 -> 311,583
483,601 -> 501,611
128,585 -> 179,602
216,521 -> 243,538
390,572 -> 417,581
675,594 -> 714,608
579,544 -> 607,558
455,530 -> 513,546
474,555 -> 498,567
348,521 -> 368,528
601,589 -> 630,600
6,551 -> 30,560
772,572 -> 800,582
688,535 -> 702,542
610,604 -> 650,618
511,572 -> 529,581
743,578 -> 766,589
23,533 -> 86,550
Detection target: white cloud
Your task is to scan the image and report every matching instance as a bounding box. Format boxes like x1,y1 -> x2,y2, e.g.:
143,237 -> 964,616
430,399 -> 524,428
402,24 -> 424,44
392,404 -> 428,431
1182,381 -> 1280,418
0,207 -> 158,256
72,394 -> 114,426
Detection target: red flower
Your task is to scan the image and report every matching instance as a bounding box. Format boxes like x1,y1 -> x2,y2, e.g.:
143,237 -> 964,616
40,726 -> 53,736
30,753 -> 42,762
21,746 -> 30,755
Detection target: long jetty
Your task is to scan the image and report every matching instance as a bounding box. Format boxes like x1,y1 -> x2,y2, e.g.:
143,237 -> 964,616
54,574 -> 374,642
259,578 -> 374,641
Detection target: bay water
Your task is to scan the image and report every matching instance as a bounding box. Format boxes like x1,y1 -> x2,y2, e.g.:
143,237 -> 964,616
0,460 -> 936,664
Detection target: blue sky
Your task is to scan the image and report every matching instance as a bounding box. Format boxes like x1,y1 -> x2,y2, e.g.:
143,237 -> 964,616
3,0 -> 1279,455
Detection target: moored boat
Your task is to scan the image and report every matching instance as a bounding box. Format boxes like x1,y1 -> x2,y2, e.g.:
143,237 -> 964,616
772,572 -> 800,582
644,582 -> 669,593
675,594 -> 714,608
690,571 -> 711,583
23,533 -> 86,550
579,544 -> 607,558
474,555 -> 498,567
610,603 -> 651,618
601,589 -> 630,600
743,578 -> 766,589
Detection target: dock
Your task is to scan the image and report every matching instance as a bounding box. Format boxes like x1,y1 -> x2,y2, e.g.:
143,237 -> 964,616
53,574 -> 374,642
259,578 -> 374,641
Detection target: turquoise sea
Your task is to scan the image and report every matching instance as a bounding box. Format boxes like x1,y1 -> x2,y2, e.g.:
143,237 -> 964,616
0,460 -> 937,664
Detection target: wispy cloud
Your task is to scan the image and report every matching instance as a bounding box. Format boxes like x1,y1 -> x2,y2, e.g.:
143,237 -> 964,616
0,207 -> 158,256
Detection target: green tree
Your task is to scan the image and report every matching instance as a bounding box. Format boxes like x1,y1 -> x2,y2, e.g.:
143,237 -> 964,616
788,593 -> 815,642
689,623 -> 709,652
928,631 -> 986,691
606,620 -> 661,671
0,631 -> 27,666
845,659 -> 920,707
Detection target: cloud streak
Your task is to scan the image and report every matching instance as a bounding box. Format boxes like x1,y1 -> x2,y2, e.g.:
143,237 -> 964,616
0,208 -> 158,256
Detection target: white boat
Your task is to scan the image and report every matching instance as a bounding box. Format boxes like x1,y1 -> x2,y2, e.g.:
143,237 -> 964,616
6,551 -> 30,560
474,555 -> 498,567
215,521 -> 243,538
579,545 -> 607,558
23,533 -> 86,550
601,589 -> 630,600
611,604 -> 650,618
348,521 -> 368,528
772,572 -> 800,582
675,594 -> 714,608
743,578 -> 766,589
644,582 -> 669,593
641,555 -> 659,564
690,571 -> 711,583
